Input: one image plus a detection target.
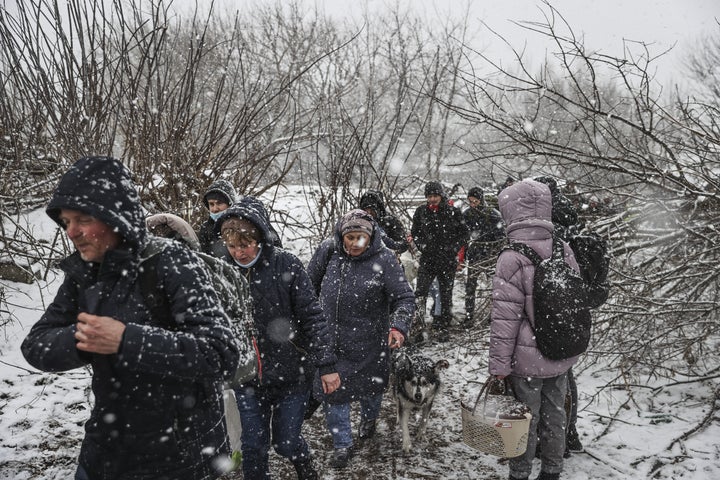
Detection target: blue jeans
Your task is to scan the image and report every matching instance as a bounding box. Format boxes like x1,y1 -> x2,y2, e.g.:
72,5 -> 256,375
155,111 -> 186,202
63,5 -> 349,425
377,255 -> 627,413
74,465 -> 90,480
323,393 -> 383,449
235,384 -> 312,479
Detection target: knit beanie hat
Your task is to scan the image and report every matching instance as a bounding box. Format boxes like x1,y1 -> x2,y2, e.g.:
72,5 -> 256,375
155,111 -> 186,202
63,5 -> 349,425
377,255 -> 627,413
424,181 -> 444,197
220,216 -> 262,242
205,190 -> 231,205
467,186 -> 484,200
339,209 -> 374,237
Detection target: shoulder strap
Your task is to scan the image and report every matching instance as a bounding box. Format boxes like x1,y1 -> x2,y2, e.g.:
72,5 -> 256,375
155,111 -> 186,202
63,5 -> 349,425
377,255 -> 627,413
504,242 -> 543,266
139,237 -> 172,326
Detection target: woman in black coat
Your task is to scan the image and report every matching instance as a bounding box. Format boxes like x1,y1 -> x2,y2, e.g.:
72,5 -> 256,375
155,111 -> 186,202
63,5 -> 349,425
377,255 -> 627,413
215,198 -> 339,480
306,209 -> 415,469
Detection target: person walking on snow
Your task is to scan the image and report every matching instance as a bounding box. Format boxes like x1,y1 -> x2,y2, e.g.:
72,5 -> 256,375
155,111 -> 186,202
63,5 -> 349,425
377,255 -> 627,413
306,209 -> 414,469
22,157 -> 240,480
409,181 -> 469,342
214,198 -> 339,480
461,186 -> 505,326
489,179 -> 581,480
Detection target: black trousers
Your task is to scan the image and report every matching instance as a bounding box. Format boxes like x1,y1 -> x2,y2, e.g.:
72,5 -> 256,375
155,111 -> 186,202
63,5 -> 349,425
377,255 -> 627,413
415,261 -> 455,329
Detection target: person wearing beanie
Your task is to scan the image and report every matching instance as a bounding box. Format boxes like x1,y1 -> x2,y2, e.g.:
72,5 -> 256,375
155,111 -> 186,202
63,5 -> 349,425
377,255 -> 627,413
22,157 -> 240,480
307,209 -> 414,468
358,190 -> 409,255
461,186 -> 505,326
214,196 -> 338,480
198,178 -> 239,255
409,181 -> 469,342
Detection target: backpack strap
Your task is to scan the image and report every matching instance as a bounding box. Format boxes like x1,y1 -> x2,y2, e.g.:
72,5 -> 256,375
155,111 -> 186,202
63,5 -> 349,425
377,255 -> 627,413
504,241 -> 543,266
139,237 -> 172,327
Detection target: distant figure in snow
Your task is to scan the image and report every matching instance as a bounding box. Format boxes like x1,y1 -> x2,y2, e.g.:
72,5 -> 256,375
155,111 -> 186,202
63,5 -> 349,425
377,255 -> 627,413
409,181 -> 469,342
358,189 -> 409,255
22,157 -> 240,480
460,186 -> 505,326
198,178 -> 238,256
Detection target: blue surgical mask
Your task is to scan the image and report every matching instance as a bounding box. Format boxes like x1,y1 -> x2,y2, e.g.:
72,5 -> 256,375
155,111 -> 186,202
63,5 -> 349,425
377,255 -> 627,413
209,211 -> 224,221
233,244 -> 263,268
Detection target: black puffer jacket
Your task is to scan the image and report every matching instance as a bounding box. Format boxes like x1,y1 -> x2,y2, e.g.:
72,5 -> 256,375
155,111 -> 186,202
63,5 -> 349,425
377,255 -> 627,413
22,157 -> 240,480
410,198 -> 469,269
215,200 -> 337,388
463,204 -> 505,262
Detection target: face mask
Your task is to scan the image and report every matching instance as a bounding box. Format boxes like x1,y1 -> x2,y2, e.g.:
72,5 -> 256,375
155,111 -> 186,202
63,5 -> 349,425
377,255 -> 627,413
233,244 -> 262,268
209,211 -> 224,221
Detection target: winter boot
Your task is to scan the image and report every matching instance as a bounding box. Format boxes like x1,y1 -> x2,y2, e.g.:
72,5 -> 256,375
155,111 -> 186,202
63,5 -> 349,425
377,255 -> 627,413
330,447 -> 353,469
358,419 -> 377,439
534,472 -> 560,480
293,457 -> 318,480
565,427 -> 584,452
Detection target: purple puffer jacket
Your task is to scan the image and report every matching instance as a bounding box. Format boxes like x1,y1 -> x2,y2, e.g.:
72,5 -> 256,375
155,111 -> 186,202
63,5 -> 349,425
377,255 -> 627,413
488,180 -> 580,379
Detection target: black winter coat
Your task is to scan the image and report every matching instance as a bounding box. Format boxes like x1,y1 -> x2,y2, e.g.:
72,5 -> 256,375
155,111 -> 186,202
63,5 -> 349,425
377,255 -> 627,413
462,205 -> 505,262
215,202 -> 337,389
411,200 -> 469,269
22,157 -> 240,480
307,219 -> 414,404
359,190 -> 409,254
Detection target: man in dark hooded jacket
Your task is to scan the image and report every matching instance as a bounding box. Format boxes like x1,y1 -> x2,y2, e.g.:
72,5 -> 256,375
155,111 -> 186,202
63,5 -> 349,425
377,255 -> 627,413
358,190 -> 409,254
22,157 -> 240,480
198,179 -> 239,256
410,181 -> 469,341
461,186 -> 505,325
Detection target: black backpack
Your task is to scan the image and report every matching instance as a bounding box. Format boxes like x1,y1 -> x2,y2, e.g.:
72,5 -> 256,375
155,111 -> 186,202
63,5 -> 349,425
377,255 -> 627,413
504,237 -> 593,360
568,231 -> 610,308
139,237 -> 260,385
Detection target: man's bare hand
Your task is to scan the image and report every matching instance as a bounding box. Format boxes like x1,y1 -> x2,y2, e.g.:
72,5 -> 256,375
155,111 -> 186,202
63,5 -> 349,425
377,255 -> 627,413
75,312 -> 126,354
321,372 -> 341,394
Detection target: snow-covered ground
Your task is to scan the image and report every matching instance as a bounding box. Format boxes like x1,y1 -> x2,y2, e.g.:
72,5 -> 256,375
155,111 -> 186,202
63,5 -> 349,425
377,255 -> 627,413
2,189 -> 719,479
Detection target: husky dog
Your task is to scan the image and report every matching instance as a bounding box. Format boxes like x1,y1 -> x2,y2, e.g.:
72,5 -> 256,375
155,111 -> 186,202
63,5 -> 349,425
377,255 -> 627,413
392,350 -> 450,453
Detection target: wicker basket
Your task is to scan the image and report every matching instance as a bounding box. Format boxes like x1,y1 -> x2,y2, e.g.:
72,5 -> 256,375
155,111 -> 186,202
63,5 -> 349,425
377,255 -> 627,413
461,378 -> 532,458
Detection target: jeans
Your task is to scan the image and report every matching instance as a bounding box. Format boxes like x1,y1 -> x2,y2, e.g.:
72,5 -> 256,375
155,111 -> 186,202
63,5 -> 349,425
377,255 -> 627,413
74,465 -> 90,480
235,384 -> 312,479
323,393 -> 384,449
509,373 -> 568,478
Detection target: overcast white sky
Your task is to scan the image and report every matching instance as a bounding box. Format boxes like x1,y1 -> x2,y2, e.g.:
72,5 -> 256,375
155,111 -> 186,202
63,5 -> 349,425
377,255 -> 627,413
4,0 -> 718,86
185,0 -> 713,88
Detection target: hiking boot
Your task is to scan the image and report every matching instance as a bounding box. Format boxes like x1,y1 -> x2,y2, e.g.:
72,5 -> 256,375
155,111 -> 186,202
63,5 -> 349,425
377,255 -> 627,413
358,419 -> 376,439
534,472 -> 560,480
566,428 -> 584,452
330,447 -> 353,469
293,457 -> 318,480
